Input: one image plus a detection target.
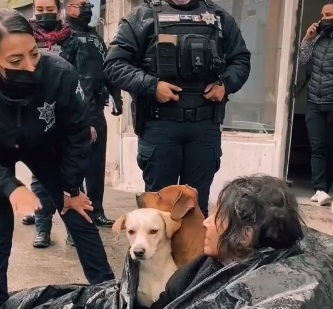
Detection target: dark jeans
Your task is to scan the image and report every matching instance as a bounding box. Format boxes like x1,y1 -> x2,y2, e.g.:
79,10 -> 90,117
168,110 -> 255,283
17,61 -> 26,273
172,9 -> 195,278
32,113 -> 108,231
305,102 -> 333,192
85,113 -> 107,216
137,120 -> 222,217
0,159 -> 114,306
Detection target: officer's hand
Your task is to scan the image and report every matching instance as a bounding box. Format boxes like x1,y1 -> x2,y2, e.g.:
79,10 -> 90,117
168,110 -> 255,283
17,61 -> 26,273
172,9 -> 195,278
305,22 -> 319,40
61,192 -> 94,223
203,83 -> 226,102
90,127 -> 97,143
156,81 -> 182,103
9,186 -> 42,216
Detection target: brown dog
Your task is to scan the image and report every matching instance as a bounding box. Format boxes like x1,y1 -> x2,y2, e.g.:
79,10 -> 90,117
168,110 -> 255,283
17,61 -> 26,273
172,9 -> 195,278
136,185 -> 205,268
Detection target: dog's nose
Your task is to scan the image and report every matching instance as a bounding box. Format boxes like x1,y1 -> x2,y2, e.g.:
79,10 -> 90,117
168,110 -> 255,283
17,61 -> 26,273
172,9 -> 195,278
133,248 -> 146,258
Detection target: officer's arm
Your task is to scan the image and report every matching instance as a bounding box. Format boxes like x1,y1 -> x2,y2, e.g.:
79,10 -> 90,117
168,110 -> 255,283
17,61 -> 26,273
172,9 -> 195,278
103,7 -> 158,97
0,165 -> 24,198
56,67 -> 90,193
218,11 -> 251,94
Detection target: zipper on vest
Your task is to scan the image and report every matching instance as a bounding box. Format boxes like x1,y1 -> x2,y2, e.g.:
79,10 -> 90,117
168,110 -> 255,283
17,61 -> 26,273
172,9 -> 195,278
319,38 -> 331,100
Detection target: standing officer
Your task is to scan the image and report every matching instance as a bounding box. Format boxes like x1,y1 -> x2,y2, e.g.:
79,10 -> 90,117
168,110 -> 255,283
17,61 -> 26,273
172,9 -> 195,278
65,0 -> 115,229
104,0 -> 251,217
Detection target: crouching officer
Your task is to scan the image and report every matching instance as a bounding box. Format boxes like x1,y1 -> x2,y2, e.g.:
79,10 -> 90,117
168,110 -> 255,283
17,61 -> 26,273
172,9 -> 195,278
64,0 -> 115,227
104,0 -> 250,217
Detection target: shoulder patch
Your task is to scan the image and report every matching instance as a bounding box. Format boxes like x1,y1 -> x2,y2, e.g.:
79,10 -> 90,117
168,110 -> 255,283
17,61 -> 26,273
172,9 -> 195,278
75,81 -> 85,103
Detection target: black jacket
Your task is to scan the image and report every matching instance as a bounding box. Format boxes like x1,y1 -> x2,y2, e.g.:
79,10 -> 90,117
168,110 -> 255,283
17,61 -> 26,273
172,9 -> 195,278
69,22 -> 119,124
308,35 -> 333,104
103,0 -> 250,99
0,53 -> 90,198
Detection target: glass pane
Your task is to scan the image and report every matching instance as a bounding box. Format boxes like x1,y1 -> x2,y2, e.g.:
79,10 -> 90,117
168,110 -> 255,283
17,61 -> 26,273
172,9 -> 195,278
215,0 -> 284,133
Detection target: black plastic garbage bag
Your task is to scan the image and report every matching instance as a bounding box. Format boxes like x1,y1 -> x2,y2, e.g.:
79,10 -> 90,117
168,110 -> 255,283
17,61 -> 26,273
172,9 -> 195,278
2,253 -> 139,309
3,230 -> 333,309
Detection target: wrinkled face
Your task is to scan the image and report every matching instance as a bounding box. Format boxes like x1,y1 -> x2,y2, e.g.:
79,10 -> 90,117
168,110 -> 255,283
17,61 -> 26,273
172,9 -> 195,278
203,209 -> 228,258
126,209 -> 167,260
322,4 -> 333,19
0,33 -> 40,76
34,0 -> 59,15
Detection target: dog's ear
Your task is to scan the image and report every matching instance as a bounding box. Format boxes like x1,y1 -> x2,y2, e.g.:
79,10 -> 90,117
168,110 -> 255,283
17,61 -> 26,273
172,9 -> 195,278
170,191 -> 196,220
159,211 -> 182,238
112,214 -> 127,234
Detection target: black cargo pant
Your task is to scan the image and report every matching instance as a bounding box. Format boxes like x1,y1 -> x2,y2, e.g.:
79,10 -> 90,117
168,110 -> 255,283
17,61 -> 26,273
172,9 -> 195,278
85,111 -> 108,216
137,120 -> 222,218
0,159 -> 114,306
305,102 -> 333,192
32,112 -> 108,231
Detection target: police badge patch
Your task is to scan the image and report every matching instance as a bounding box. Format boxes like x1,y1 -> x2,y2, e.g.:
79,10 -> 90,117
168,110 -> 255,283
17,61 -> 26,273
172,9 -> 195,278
201,11 -> 217,25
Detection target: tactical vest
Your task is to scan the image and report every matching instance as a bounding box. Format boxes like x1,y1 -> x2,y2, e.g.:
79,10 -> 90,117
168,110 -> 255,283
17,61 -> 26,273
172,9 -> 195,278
144,0 -> 225,95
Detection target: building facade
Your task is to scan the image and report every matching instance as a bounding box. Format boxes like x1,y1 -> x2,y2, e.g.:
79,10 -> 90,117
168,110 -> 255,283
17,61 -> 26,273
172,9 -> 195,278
103,0 -> 303,202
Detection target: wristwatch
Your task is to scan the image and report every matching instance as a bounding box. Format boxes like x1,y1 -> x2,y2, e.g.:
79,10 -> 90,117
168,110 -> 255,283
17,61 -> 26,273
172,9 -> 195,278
64,188 -> 80,198
216,75 -> 225,86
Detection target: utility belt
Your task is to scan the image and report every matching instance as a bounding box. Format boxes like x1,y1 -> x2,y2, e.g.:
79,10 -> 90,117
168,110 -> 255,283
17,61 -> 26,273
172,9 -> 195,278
149,105 -> 215,122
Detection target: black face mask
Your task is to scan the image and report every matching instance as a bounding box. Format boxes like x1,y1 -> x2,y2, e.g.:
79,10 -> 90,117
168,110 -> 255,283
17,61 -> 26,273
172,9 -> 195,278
35,13 -> 59,31
317,18 -> 333,35
0,66 -> 41,101
78,4 -> 93,26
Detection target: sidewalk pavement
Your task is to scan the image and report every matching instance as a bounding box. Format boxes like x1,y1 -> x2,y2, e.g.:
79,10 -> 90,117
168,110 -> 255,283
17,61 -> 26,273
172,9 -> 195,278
9,187 -> 136,293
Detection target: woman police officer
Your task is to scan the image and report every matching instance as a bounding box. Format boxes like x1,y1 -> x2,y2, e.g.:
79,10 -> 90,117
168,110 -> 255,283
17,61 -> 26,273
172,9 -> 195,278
0,8 -> 114,306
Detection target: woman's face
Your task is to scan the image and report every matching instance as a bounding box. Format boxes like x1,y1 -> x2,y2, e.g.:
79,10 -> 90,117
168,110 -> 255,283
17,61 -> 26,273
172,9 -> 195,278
34,0 -> 59,16
203,209 -> 228,258
0,33 -> 40,75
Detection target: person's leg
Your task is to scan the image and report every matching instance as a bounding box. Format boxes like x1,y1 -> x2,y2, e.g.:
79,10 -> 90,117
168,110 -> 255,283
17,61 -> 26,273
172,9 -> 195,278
0,194 -> 14,306
179,121 -> 222,218
31,175 -> 55,248
137,121 -> 183,192
25,159 -> 114,284
325,104 -> 333,194
305,102 -> 330,204
85,114 -> 112,226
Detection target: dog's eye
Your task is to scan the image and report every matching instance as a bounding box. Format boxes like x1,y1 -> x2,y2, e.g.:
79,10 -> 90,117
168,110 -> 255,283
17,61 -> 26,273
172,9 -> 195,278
128,230 -> 135,235
149,229 -> 159,234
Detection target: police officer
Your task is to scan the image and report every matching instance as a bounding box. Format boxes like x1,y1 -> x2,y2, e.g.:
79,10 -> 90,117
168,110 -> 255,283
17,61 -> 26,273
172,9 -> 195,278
65,0 -> 116,227
104,0 -> 251,217
0,9 -> 114,306
21,0 -> 88,249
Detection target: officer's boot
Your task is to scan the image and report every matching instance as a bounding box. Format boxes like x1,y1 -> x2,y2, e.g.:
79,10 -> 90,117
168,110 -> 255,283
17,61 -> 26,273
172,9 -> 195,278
33,232 -> 51,248
22,214 -> 35,225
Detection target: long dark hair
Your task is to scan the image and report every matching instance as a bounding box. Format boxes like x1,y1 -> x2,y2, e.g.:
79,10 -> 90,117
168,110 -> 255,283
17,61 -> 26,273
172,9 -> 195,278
215,174 -> 305,259
0,9 -> 33,44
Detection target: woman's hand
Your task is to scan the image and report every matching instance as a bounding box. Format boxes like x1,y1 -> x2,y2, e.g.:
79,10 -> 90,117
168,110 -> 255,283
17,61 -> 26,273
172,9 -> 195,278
9,186 -> 42,216
304,22 -> 319,40
61,192 -> 94,223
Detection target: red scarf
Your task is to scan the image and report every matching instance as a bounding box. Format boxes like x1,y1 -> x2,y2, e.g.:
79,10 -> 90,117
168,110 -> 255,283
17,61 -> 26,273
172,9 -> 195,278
30,20 -> 72,50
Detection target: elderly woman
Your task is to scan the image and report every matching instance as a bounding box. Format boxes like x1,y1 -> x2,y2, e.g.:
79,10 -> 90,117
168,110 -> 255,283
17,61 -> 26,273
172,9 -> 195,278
147,175 -> 305,308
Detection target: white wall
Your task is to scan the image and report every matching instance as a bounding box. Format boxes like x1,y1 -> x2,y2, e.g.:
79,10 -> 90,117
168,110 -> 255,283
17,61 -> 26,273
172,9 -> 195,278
111,133 -> 276,203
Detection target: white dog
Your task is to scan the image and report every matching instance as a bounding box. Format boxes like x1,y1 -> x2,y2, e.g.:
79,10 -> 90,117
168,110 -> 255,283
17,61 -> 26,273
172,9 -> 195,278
112,208 -> 181,307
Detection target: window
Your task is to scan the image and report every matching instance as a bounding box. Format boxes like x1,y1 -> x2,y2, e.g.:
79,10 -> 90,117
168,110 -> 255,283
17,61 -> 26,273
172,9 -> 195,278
215,0 -> 284,134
